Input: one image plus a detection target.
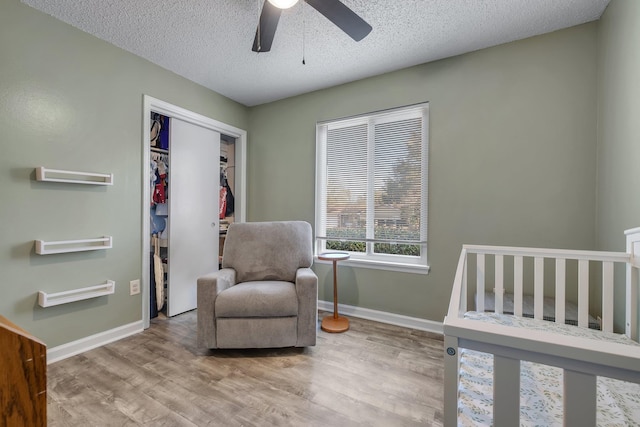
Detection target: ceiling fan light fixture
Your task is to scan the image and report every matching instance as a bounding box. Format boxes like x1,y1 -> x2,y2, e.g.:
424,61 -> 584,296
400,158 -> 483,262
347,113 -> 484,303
253,0 -> 372,53
267,0 -> 299,9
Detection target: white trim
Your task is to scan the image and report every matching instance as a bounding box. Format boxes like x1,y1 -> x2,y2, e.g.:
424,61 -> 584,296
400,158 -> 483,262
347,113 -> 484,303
47,321 -> 143,364
142,95 -> 247,329
318,300 -> 442,334
315,256 -> 430,275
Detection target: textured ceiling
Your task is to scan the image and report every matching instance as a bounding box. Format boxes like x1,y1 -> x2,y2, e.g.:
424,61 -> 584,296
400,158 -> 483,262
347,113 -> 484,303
21,0 -> 610,107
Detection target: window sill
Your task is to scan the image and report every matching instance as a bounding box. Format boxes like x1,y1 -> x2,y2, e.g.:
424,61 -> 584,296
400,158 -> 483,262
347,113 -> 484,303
314,256 -> 430,275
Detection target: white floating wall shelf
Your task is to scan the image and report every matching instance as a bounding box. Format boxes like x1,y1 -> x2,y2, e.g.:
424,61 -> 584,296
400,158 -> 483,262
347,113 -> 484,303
35,236 -> 113,255
38,280 -> 115,307
36,167 -> 113,185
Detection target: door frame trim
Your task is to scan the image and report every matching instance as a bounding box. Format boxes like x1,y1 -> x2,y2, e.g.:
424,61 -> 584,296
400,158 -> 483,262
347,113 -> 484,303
142,95 -> 247,328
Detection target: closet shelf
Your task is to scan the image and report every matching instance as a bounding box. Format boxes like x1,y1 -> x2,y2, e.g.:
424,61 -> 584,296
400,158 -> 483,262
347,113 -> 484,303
38,280 -> 115,307
35,236 -> 112,255
36,167 -> 114,185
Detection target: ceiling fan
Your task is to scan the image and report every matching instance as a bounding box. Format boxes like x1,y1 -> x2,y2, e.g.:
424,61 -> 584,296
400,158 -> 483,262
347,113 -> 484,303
252,0 -> 372,53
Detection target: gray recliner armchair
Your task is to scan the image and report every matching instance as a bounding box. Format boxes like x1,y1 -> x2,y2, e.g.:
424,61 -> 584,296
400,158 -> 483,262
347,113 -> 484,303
197,221 -> 318,349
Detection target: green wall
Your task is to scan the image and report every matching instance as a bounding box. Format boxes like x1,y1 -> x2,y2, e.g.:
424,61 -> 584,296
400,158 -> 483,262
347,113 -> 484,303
248,23 -> 599,322
596,0 -> 640,330
0,0 -> 248,347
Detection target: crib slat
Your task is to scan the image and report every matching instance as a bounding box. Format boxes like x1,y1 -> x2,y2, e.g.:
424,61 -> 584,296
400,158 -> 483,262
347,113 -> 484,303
602,261 -> 614,332
564,370 -> 597,427
578,259 -> 589,328
555,258 -> 566,325
514,256 -> 523,317
626,232 -> 639,341
461,257 -> 468,313
477,253 -> 485,312
627,263 -> 638,340
494,355 -> 520,426
495,255 -> 504,314
534,257 -> 544,320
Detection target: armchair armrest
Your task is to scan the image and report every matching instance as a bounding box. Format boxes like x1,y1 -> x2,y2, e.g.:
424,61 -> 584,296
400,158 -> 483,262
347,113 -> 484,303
197,268 -> 236,348
295,267 -> 318,347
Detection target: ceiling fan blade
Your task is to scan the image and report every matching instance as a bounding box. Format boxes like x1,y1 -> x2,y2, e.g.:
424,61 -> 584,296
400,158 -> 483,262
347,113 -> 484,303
252,1 -> 282,52
306,0 -> 372,42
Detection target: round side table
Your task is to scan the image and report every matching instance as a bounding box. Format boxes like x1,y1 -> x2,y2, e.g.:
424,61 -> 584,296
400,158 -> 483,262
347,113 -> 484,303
319,252 -> 350,333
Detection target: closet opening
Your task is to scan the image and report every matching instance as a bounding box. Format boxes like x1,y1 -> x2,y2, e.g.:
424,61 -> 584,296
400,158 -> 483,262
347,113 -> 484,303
219,134 -> 236,268
149,118 -> 238,319
149,112 -> 169,318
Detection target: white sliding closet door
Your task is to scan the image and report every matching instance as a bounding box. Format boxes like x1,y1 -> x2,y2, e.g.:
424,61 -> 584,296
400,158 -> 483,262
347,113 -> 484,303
168,118 -> 220,317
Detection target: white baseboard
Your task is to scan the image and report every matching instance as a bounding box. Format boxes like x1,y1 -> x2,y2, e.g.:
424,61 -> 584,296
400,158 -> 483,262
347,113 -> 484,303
318,300 -> 443,334
47,306 -> 439,364
47,320 -> 144,364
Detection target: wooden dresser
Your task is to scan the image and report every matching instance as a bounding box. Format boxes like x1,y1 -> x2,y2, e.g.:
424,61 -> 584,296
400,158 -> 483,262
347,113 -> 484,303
0,315 -> 47,427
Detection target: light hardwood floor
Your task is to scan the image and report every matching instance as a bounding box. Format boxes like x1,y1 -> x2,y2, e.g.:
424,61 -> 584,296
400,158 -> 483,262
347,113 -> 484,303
48,311 -> 444,426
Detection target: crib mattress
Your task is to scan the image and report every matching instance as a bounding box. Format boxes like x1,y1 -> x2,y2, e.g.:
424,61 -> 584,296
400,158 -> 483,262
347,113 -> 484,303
457,312 -> 640,426
478,291 -> 601,329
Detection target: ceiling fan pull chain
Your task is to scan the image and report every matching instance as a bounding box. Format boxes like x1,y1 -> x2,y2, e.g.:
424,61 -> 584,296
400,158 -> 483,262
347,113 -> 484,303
302,0 -> 306,64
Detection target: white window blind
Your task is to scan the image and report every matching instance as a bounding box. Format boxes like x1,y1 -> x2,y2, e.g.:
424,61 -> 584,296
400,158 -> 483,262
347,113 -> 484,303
315,103 -> 429,273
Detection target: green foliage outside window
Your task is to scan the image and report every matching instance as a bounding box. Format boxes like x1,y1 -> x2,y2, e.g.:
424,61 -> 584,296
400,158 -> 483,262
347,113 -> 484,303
326,240 -> 366,253
326,227 -> 420,256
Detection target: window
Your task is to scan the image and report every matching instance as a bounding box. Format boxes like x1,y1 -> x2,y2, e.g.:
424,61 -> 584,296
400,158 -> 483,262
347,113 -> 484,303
315,103 -> 429,273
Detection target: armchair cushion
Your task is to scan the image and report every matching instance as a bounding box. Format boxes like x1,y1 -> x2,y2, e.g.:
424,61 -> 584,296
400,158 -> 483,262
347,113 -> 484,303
222,221 -> 313,283
215,281 -> 298,318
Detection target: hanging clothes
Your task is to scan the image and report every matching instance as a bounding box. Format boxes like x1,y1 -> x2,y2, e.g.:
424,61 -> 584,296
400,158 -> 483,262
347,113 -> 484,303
150,113 -> 170,149
153,235 -> 164,312
150,115 -> 162,148
224,178 -> 234,216
219,187 -> 227,220
219,169 -> 234,218
151,154 -> 169,206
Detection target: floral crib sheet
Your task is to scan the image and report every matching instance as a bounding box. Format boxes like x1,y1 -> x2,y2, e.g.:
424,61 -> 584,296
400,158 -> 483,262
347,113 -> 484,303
457,312 -> 640,426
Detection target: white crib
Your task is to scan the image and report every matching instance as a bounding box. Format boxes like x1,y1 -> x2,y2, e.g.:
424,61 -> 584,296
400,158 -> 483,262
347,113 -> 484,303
443,228 -> 640,426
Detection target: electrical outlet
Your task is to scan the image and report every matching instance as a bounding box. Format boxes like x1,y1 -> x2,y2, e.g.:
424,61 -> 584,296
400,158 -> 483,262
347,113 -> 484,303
129,279 -> 140,295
